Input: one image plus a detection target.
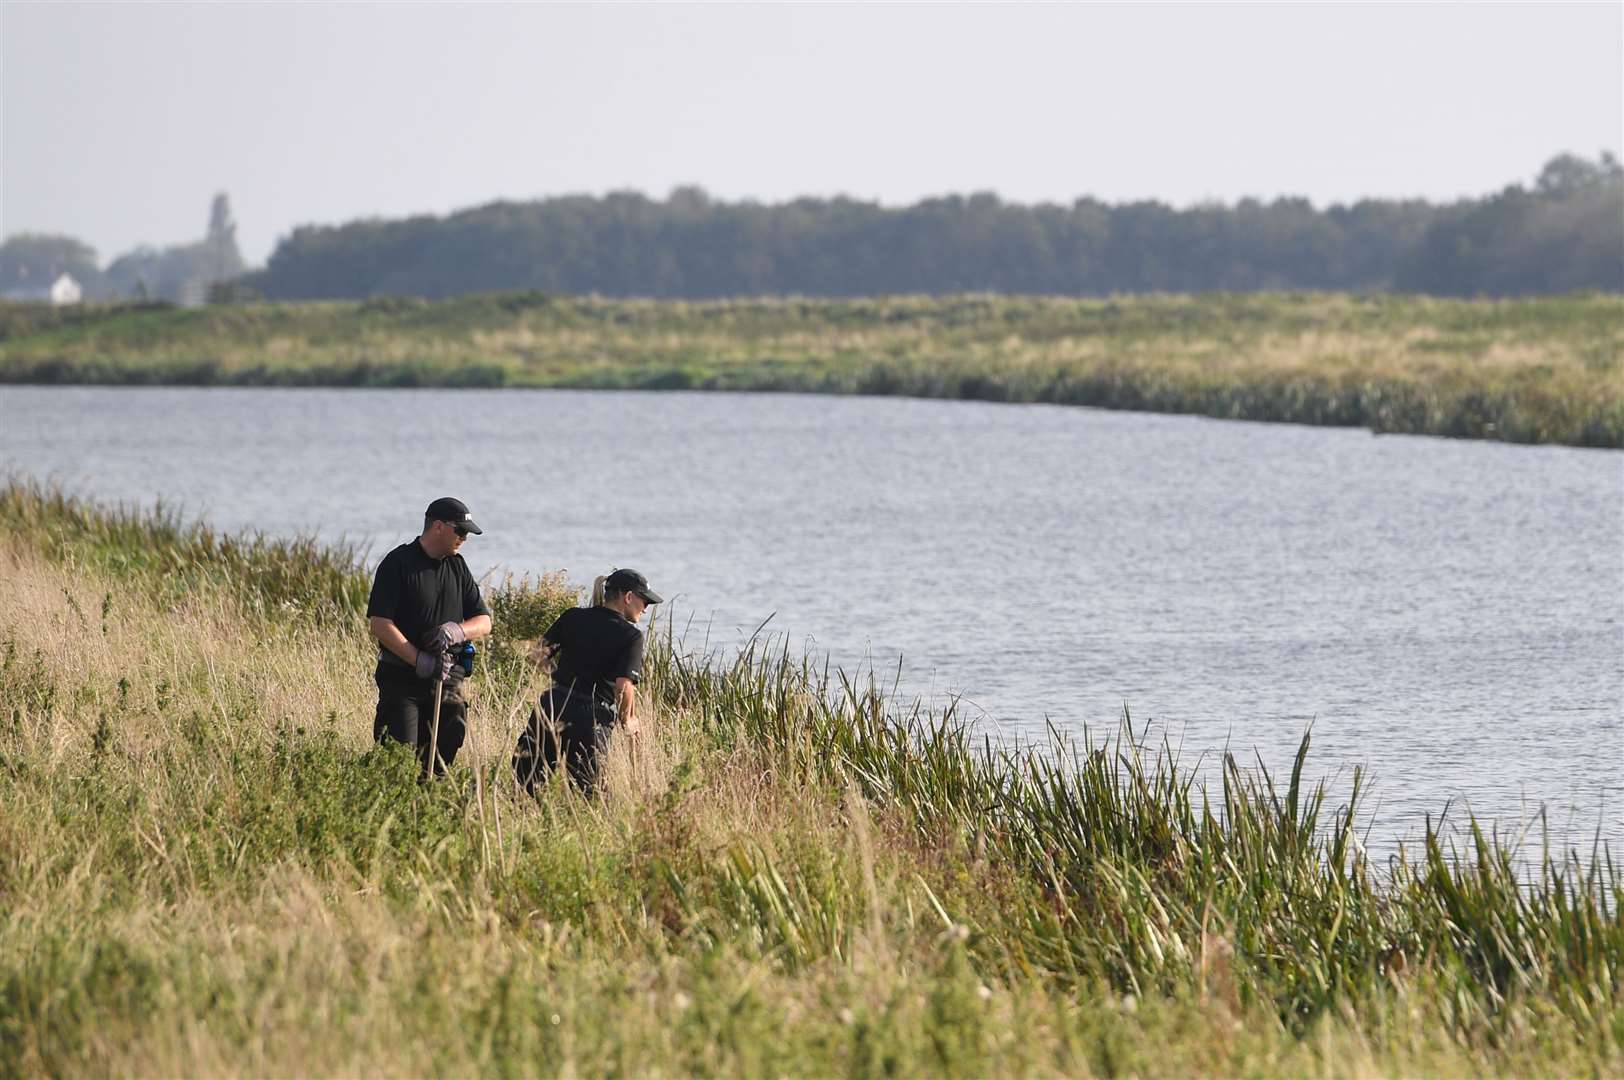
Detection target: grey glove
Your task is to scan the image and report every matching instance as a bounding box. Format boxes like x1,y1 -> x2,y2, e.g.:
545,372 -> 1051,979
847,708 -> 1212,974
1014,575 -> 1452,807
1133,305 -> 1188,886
414,649 -> 453,681
426,620 -> 467,652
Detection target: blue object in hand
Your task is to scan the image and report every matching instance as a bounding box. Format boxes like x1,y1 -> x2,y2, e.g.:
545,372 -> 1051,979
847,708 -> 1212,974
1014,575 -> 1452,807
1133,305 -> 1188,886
457,642 -> 476,677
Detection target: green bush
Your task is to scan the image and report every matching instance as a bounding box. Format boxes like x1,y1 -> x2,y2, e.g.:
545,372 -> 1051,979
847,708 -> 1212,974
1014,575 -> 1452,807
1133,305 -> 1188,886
485,571 -> 580,673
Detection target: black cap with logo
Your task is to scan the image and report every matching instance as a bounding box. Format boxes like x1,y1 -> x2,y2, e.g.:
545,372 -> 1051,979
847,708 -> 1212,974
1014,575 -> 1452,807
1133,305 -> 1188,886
425,497 -> 483,535
606,568 -> 662,604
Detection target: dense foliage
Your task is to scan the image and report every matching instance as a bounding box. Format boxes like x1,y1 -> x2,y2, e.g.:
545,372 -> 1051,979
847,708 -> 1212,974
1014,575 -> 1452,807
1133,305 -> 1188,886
0,234 -> 107,298
1395,154 -> 1624,296
239,154 -> 1622,301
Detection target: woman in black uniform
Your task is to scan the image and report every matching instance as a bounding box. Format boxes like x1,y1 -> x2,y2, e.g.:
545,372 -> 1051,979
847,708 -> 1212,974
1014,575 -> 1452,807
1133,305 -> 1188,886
513,568 -> 663,794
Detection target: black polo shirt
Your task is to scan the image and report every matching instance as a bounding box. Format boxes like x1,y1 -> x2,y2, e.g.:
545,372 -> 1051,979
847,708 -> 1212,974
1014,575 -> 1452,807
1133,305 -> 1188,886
544,605 -> 645,703
367,539 -> 489,662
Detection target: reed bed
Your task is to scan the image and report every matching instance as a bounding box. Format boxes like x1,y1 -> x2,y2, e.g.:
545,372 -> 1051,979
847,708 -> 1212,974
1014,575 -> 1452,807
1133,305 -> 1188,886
0,481 -> 1618,1076
2,292 -> 1620,446
0,480 -> 369,627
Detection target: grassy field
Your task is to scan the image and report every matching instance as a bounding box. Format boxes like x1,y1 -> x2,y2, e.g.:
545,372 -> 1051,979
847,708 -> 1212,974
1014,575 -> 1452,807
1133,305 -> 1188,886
0,480 -> 1619,1076
1,291 -> 1620,446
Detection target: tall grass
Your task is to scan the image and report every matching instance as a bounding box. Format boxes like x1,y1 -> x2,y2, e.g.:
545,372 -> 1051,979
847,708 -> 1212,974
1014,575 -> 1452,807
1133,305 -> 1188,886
0,479 -> 369,627
0,481 -> 1618,1075
2,291 -> 1620,446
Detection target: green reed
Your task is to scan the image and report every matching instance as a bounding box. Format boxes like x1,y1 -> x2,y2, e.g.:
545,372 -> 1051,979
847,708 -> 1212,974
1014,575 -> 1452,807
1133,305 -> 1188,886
0,478 -> 371,627
646,626 -> 1621,1038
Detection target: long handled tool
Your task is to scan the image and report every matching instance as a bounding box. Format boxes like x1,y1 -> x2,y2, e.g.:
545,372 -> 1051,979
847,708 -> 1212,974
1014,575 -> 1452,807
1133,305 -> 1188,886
426,662 -> 446,779
425,644 -> 473,779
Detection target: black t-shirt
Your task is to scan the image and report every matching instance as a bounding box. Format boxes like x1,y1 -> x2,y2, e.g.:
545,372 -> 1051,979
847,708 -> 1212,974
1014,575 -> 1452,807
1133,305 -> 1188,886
367,540 -> 489,663
544,605 -> 645,703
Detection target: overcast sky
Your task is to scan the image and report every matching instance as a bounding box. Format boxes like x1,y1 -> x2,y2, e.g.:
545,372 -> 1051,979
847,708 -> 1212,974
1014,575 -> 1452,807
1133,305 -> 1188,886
3,2 -> 1620,265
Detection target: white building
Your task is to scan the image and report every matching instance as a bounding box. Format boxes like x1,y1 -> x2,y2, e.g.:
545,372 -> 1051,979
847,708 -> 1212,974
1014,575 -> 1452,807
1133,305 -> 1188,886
50,273 -> 82,304
2,272 -> 83,305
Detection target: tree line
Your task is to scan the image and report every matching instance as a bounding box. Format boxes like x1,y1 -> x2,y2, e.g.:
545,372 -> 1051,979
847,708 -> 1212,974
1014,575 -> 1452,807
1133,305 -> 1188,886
243,153 -> 1621,300
4,156 -> 1619,304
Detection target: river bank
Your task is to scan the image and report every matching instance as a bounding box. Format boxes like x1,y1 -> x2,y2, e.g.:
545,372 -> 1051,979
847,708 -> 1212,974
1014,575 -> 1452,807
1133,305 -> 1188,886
2,291 -> 1620,446
0,481 -> 1618,1075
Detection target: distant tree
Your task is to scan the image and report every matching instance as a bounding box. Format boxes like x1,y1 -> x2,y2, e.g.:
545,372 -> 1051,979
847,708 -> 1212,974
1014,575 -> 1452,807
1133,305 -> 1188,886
105,245 -> 199,302
1535,151 -> 1621,197
1396,152 -> 1624,296
0,234 -> 108,297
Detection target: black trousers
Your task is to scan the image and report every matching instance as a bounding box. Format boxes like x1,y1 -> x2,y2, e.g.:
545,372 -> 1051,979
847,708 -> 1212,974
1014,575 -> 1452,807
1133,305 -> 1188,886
374,670 -> 468,776
513,686 -> 613,794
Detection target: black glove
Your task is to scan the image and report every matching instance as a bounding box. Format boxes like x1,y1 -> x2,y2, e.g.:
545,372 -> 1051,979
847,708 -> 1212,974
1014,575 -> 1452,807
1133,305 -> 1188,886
426,620 -> 467,652
415,649 -> 454,681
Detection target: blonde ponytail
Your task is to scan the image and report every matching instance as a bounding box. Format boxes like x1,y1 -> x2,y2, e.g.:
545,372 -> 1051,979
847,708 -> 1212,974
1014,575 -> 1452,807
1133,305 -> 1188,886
589,575 -> 608,607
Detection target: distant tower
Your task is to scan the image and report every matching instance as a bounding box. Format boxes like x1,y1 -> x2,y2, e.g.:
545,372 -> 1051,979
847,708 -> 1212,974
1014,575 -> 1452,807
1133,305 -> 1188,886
203,193 -> 245,283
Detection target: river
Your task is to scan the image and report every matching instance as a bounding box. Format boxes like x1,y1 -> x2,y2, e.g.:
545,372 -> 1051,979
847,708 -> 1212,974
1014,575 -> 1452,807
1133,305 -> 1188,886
3,385 -> 1620,854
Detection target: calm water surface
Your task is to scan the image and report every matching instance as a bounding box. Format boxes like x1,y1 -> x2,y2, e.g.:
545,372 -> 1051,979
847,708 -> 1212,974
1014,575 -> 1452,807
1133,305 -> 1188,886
3,386 -> 1620,852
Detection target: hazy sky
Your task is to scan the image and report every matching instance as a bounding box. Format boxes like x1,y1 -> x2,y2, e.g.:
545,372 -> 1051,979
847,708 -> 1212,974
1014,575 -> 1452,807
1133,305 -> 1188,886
3,2 -> 1620,265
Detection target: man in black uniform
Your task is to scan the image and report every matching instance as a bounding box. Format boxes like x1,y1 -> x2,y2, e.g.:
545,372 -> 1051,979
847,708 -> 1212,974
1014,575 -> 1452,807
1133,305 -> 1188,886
367,497 -> 492,776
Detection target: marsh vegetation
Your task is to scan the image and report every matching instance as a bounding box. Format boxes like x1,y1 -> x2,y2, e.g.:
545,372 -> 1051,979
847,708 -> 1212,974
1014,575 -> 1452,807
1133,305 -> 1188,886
2,291 -> 1621,446
0,481 -> 1618,1075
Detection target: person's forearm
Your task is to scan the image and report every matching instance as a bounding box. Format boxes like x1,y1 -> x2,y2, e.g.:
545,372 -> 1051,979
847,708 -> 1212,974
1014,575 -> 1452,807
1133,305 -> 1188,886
369,617 -> 419,665
461,614 -> 492,642
616,678 -> 637,727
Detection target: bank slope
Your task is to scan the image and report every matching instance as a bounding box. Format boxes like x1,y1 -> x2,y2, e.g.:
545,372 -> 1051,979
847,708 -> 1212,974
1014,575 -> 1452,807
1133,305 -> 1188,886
1,292 -> 1620,446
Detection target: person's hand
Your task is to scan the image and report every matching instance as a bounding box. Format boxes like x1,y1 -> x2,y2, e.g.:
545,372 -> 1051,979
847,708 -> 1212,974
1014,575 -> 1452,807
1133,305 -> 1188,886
426,621 -> 467,652
623,715 -> 642,737
415,649 -> 454,681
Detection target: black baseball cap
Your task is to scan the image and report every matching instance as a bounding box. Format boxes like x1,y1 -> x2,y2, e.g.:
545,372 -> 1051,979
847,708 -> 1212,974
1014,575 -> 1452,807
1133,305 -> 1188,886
606,568 -> 662,604
425,497 -> 483,535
